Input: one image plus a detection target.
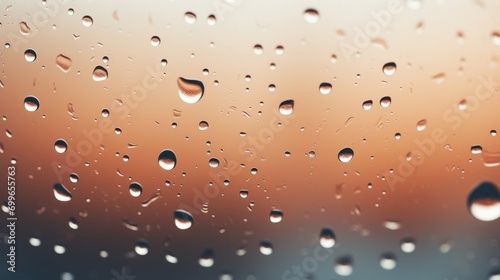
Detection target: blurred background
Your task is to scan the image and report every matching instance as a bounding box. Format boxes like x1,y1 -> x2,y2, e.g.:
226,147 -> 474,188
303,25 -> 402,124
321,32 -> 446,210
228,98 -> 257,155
0,0 -> 499,279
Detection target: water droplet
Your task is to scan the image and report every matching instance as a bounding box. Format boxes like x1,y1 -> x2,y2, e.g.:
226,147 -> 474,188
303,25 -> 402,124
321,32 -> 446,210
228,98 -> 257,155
458,99 -> 467,110
400,237 -> 416,253
100,251 -> 108,258
334,257 -> 353,276
166,252 -> 178,263
304,9 -> 319,23
67,8 -> 74,15
53,183 -> 72,202
395,132 -> 401,139
380,96 -> 391,107
29,236 -> 41,247
416,119 -> 427,131
380,253 -> 397,270
383,62 -> 397,75
240,190 -> 248,198
491,130 -> 497,136
468,181 -> 500,221
161,59 -> 168,66
338,147 -> 354,163
56,54 -> 72,72
471,145 -> 483,154
490,273 -> 500,280
24,49 -> 37,62
82,15 -> 93,27
209,158 -> 220,168
269,209 -> 283,223
101,109 -> 109,117
92,66 -> 108,81
273,45 -> 285,56
492,31 -> 500,46
54,139 -> 68,153
54,244 -> 66,254
259,241 -> 273,255
199,120 -> 209,130
362,100 -> 373,110
135,239 -> 149,255
68,217 -> 78,229
19,21 -> 30,35
24,96 -> 39,112
69,173 -> 79,183
199,249 -> 215,267
383,220 -> 401,230
184,12 -> 197,24
319,82 -> 332,94
129,182 -> 143,197
279,99 -> 294,115
177,77 -> 204,104
158,149 -> 177,170
207,14 -> 217,25
174,209 -> 193,230
319,228 -> 336,248
151,36 -> 161,46
253,44 -> 263,55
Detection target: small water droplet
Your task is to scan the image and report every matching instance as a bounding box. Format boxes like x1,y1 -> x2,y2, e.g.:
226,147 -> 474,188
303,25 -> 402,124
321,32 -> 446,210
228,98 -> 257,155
279,99 -> 294,115
400,237 -> 416,253
54,244 -> 66,254
184,12 -> 197,24
416,119 -> 427,131
468,181 -> 500,221
129,182 -> 143,197
24,49 -> 37,62
151,36 -> 161,46
174,209 -> 193,230
380,253 -> 397,270
68,8 -> 74,15
269,209 -> 283,223
240,190 -> 248,198
199,120 -> 209,130
319,228 -> 336,248
19,21 -> 30,35
56,54 -> 72,72
54,139 -> 68,153
362,100 -> 373,110
275,45 -> 284,55
135,239 -> 149,255
319,82 -> 332,94
338,147 -> 354,163
199,248 -> 215,267
334,257 -> 353,276
491,130 -> 497,136
253,44 -> 263,55
53,183 -> 72,202
158,149 -> 177,170
384,220 -> 401,230
29,236 -> 41,247
382,62 -> 397,75
92,66 -> 108,81
101,109 -> 109,117
207,14 -> 217,26
177,77 -> 204,104
69,173 -> 79,183
380,96 -> 391,107
24,96 -> 39,112
492,31 -> 500,46
304,9 -> 319,23
259,241 -> 273,255
82,15 -> 93,27
68,217 -> 78,229
471,145 -> 483,154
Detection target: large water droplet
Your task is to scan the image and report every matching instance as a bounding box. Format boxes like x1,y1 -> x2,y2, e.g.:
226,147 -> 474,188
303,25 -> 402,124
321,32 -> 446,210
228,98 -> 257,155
380,96 -> 391,107
92,66 -> 108,81
54,139 -> 68,153
269,209 -> 283,223
209,157 -> 220,168
253,44 -> 263,55
383,62 -> 397,75
304,9 -> 319,23
319,228 -> 336,248
129,182 -> 143,197
380,253 -> 397,270
24,49 -> 37,62
199,120 -> 209,130
334,257 -> 353,276
177,77 -> 204,104
259,241 -> 273,255
151,36 -> 161,46
135,239 -> 149,255
468,181 -> 500,221
184,12 -> 197,24
56,54 -> 72,72
319,82 -> 332,94
338,147 -> 354,163
362,100 -> 373,110
279,99 -> 294,115
24,96 -> 39,112
53,183 -> 72,202
82,15 -> 93,27
471,145 -> 483,154
174,209 -> 193,230
158,149 -> 177,170
199,248 -> 215,267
